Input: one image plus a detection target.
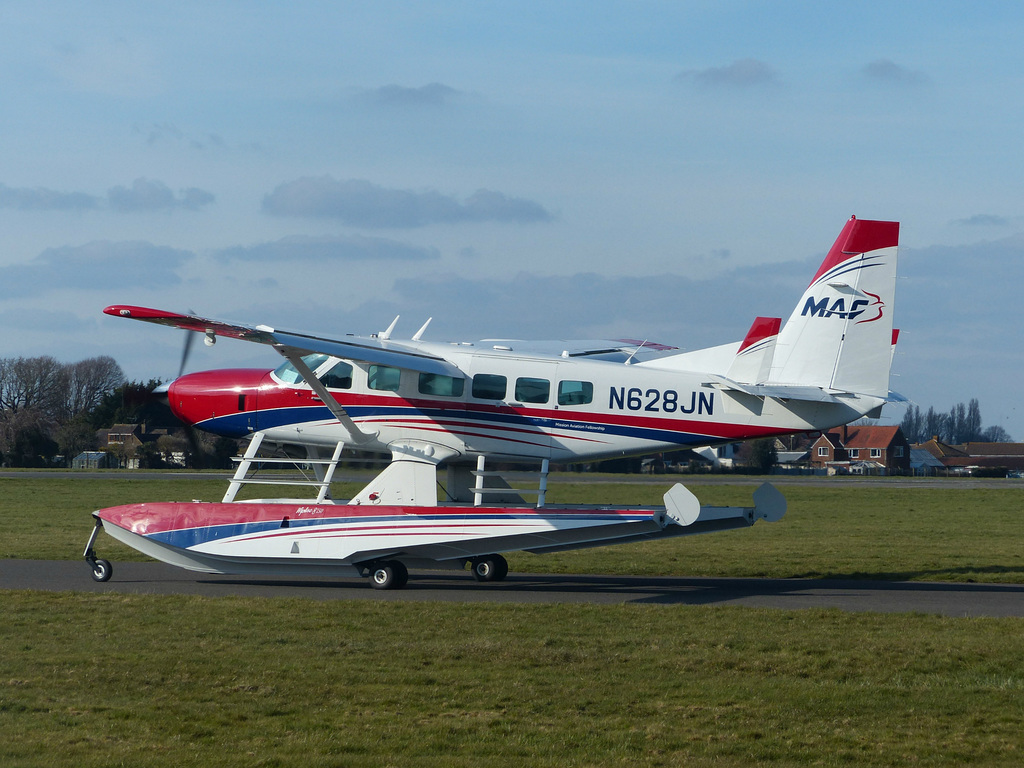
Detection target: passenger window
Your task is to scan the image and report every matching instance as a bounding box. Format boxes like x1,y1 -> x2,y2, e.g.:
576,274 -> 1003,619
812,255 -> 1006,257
418,373 -> 465,397
515,377 -> 550,404
472,373 -> 506,400
558,380 -> 593,406
319,361 -> 353,389
368,365 -> 401,392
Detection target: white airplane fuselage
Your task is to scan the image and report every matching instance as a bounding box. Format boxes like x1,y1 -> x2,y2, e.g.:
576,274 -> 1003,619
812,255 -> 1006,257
167,343 -> 881,464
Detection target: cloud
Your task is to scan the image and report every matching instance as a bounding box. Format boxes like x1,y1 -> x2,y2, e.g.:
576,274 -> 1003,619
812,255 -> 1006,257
0,241 -> 194,299
107,178 -> 215,212
218,234 -> 440,262
352,83 -> 465,108
0,183 -> 101,211
953,214 -> 1012,228
675,58 -> 780,89
261,176 -> 552,228
132,122 -> 228,151
862,59 -> 929,86
0,307 -> 89,333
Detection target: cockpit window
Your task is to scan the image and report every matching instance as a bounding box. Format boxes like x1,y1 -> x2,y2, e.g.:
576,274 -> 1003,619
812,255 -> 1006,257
272,353 -> 331,385
319,361 -> 353,389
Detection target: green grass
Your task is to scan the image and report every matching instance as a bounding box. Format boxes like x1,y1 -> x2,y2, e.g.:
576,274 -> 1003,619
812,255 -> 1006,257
3,476 -> 1024,766
2,475 -> 1022,583
2,592 -> 1023,767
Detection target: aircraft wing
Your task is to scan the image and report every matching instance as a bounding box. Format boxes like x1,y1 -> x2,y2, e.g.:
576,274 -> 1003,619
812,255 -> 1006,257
104,305 -> 465,378
480,338 -> 678,363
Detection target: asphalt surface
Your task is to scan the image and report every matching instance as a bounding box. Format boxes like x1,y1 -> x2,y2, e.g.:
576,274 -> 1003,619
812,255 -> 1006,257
3,559 -> 1023,617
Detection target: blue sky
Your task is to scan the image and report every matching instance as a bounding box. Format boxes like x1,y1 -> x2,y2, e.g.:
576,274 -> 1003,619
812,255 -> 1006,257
2,2 -> 1022,439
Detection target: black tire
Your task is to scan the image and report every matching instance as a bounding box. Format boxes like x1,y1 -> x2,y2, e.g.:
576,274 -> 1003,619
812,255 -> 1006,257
91,559 -> 112,583
471,554 -> 508,582
390,560 -> 409,589
369,560 -> 408,590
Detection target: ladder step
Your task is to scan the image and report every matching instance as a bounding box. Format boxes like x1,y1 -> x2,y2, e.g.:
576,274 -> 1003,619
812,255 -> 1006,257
235,478 -> 331,487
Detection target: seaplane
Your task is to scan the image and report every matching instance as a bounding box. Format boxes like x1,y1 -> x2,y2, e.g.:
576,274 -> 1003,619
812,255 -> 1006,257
85,216 -> 901,589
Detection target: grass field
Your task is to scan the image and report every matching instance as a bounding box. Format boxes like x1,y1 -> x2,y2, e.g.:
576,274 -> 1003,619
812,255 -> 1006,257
2,474 -> 1023,766
2,474 -> 1021,583
3,592 -> 1024,767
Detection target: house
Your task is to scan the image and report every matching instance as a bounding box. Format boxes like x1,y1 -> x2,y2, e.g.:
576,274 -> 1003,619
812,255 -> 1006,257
94,423 -> 173,469
810,425 -> 911,475
915,437 -> 1024,476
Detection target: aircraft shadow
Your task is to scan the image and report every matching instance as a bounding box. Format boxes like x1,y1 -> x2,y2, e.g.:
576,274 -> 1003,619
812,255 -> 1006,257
200,571 -> 1024,609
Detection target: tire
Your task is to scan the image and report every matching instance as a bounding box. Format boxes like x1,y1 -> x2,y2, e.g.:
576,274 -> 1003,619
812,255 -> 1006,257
369,560 -> 408,590
390,560 -> 409,589
91,559 -> 112,583
472,554 -> 508,582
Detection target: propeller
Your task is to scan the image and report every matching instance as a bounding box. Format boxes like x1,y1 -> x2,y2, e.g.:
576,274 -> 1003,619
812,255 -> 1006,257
178,308 -> 199,378
159,310 -> 209,468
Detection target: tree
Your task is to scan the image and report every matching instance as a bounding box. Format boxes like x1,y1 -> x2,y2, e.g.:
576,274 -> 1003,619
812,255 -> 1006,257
900,405 -> 924,444
747,438 -> 778,474
60,356 -> 125,421
981,425 -> 1012,442
965,398 -> 983,443
0,355 -> 128,466
901,399 -> 1012,444
924,406 -> 946,443
55,417 -> 97,466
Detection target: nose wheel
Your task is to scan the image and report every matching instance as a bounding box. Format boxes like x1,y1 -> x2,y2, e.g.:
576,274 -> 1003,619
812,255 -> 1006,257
89,558 -> 113,582
83,518 -> 113,582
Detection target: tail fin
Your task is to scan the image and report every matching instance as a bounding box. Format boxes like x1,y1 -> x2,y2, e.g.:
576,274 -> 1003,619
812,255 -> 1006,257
726,316 -> 781,384
767,216 -> 899,398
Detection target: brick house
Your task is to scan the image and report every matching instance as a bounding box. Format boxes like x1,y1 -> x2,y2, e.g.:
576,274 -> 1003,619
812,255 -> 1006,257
810,425 -> 911,474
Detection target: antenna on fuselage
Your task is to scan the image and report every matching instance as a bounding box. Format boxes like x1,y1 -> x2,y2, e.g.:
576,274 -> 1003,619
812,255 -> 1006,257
379,315 -> 400,340
412,318 -> 432,341
624,339 -> 648,365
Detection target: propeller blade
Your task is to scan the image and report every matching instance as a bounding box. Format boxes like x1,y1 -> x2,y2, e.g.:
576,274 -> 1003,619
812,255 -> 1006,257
177,308 -> 200,379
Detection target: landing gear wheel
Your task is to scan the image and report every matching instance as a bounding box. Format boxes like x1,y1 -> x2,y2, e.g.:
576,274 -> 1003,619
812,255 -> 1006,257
90,559 -> 112,582
471,554 -> 508,582
369,560 -> 408,590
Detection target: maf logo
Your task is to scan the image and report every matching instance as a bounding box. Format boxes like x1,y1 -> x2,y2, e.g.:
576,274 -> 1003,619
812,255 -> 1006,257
801,291 -> 883,323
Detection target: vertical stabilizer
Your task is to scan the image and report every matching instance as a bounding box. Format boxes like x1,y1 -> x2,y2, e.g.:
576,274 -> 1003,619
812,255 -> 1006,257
768,217 -> 899,397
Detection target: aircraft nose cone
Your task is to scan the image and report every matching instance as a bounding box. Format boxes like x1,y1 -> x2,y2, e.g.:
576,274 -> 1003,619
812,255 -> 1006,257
166,369 -> 267,437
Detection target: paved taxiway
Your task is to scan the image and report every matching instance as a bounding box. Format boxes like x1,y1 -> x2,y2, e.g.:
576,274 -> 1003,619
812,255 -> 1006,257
3,559 -> 1022,617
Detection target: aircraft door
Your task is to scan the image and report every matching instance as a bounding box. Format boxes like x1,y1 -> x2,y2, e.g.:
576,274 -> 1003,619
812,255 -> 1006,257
463,358 -> 557,460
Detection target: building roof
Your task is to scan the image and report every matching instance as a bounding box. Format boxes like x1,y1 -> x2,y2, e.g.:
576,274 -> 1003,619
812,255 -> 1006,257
914,437 -> 968,459
956,442 -> 1024,457
821,425 -> 904,450
909,448 -> 944,469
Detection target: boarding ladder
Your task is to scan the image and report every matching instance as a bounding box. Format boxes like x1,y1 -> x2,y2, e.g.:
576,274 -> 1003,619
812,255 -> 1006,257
222,432 -> 346,503
470,455 -> 549,508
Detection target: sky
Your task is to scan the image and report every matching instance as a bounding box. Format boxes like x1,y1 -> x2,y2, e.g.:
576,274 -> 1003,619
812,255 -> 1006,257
2,1 -> 1023,439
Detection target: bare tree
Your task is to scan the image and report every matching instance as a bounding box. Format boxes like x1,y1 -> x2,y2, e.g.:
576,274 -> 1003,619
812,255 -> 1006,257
61,356 -> 126,421
0,356 -> 66,418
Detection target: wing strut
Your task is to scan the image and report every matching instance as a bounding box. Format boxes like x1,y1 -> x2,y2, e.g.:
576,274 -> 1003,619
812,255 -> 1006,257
275,345 -> 377,444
